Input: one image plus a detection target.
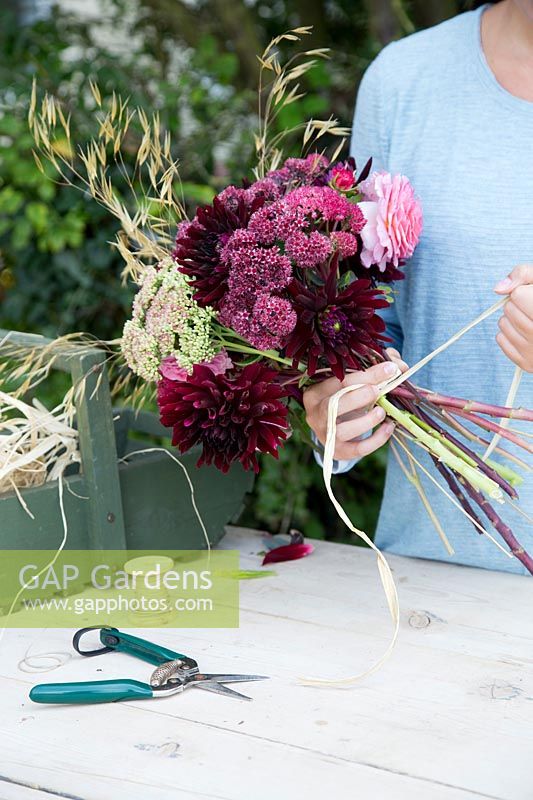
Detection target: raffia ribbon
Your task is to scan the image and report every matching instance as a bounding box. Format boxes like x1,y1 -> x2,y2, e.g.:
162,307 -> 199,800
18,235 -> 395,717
300,298 -> 507,686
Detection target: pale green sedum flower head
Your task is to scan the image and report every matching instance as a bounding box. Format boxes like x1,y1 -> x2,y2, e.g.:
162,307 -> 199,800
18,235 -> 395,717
121,256 -> 217,381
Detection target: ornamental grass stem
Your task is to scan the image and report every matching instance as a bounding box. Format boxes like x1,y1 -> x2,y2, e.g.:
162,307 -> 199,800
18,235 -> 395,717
391,441 -> 454,555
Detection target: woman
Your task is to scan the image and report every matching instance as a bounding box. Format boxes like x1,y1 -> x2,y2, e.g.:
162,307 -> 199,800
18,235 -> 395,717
304,0 -> 533,574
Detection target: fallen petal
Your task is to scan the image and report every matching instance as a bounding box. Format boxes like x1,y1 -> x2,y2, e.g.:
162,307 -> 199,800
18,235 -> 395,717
262,542 -> 314,565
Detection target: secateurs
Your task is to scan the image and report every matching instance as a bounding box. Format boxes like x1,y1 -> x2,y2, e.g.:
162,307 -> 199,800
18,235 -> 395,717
29,626 -> 268,704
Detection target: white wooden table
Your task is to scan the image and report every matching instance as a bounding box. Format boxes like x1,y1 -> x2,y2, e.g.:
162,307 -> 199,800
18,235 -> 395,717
1,526 -> 531,800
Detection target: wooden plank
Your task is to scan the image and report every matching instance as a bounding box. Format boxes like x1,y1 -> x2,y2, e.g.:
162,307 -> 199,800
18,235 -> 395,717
0,672 -> 487,800
0,473 -> 90,549
119,450 -> 254,549
0,529 -> 531,800
0,329 -> 97,374
221,527 -> 533,665
70,351 -> 127,550
0,775 -> 85,800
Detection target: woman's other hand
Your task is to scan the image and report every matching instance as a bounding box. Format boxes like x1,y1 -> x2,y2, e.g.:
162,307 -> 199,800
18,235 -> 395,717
495,264 -> 533,372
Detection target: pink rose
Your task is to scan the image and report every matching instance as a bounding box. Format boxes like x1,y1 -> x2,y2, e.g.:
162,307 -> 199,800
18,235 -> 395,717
358,172 -> 422,271
330,165 -> 356,191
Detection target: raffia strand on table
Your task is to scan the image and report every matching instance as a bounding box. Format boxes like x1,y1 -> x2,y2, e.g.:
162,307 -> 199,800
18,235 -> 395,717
300,297 -> 512,687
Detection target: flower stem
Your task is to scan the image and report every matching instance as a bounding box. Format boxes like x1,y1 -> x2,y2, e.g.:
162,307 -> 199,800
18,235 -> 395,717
452,410 -> 533,454
217,339 -> 294,367
392,386 -> 533,422
458,477 -> 533,575
484,458 -> 523,488
408,413 -> 477,466
429,457 -> 486,537
411,407 -> 517,500
378,397 -> 503,501
439,408 -> 531,472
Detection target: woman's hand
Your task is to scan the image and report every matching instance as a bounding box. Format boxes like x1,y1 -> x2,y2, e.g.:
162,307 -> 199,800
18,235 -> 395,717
494,265 -> 533,373
303,348 -> 407,461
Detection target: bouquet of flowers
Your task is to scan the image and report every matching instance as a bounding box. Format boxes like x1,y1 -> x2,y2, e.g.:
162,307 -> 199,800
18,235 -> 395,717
27,28 -> 533,579
122,154 -> 411,467
121,151 -> 533,574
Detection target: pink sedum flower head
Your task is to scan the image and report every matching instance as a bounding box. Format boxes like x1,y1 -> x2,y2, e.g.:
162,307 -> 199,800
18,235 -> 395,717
359,171 -> 423,271
331,231 -> 359,259
285,185 -> 365,231
253,294 -> 297,338
285,230 -> 332,268
266,153 -> 329,189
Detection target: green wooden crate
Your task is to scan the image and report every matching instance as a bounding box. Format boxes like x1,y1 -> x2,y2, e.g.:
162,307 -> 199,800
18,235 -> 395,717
0,330 -> 254,551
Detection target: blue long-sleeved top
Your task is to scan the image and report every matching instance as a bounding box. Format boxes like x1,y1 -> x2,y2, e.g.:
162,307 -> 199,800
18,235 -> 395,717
325,5 -> 533,573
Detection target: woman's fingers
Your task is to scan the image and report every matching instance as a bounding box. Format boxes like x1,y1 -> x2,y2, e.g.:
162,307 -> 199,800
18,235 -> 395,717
306,359 -> 403,408
303,357 -> 407,453
336,404 -> 386,443
355,421 -> 396,457
503,299 -> 533,338
385,347 -> 408,372
329,361 -> 400,418
334,420 -> 396,461
496,332 -> 523,368
502,296 -> 533,345
335,383 -> 378,418
501,296 -> 533,360
304,375 -> 342,404
494,264 -> 533,294
304,380 -> 376,423
341,360 -> 400,389
498,314 -> 528,349
494,265 -> 533,371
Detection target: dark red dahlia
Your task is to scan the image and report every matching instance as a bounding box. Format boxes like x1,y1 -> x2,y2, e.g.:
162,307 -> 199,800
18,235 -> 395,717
158,362 -> 289,473
173,192 -> 264,309
284,256 -> 389,379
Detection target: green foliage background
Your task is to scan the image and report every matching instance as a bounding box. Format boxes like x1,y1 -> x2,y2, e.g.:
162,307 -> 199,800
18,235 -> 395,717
0,0 -> 467,542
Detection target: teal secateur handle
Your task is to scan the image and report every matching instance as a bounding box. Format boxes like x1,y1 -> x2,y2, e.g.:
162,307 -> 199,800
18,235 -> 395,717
30,679 -> 154,704
95,627 -> 188,666
29,628 -> 195,705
